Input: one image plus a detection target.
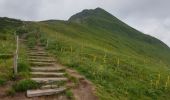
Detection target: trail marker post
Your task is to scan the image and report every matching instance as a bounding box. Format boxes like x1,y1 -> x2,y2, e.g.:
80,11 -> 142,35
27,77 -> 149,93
70,46 -> 73,53
93,55 -> 97,62
14,35 -> 19,75
117,58 -> 120,67
46,39 -> 49,48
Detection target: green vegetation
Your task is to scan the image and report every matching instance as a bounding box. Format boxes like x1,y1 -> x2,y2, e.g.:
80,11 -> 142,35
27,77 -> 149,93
0,78 -> 6,86
13,79 -> 40,92
30,8 -> 170,100
17,55 -> 30,78
0,17 -> 32,94
0,17 -> 23,81
0,18 -> 36,74
66,89 -> 75,100
17,41 -> 30,79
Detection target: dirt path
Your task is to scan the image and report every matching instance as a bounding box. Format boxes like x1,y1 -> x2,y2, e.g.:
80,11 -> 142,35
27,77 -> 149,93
72,80 -> 98,100
66,69 -> 98,100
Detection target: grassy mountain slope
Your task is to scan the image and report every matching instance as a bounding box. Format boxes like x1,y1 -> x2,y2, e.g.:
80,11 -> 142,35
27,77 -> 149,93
1,7 -> 170,99
0,17 -> 23,53
29,8 -> 170,100
34,8 -> 170,100
68,8 -> 170,63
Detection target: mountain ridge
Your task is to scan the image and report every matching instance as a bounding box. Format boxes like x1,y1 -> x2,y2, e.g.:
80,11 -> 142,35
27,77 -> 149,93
68,8 -> 169,47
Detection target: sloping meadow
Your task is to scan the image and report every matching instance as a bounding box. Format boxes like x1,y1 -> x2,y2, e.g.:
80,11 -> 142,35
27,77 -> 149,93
33,21 -> 170,100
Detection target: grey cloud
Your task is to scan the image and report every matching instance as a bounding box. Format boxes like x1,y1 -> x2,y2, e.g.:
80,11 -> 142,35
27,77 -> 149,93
0,0 -> 42,20
117,0 -> 170,19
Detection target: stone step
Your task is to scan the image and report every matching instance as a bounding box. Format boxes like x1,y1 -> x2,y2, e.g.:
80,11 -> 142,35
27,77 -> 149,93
28,50 -> 45,52
29,56 -> 52,59
27,52 -> 47,55
28,59 -> 55,62
27,87 -> 66,97
27,50 -> 46,53
29,48 -> 44,50
31,67 -> 65,72
41,85 -> 59,89
31,72 -> 65,77
29,54 -> 49,56
30,62 -> 55,66
31,78 -> 68,83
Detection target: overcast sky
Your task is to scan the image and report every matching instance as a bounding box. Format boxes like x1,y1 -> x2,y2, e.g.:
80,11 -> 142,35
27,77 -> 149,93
0,0 -> 170,46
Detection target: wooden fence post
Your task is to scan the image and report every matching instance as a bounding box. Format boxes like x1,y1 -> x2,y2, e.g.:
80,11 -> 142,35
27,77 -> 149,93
60,47 -> 63,52
103,52 -> 107,63
70,46 -> 73,53
93,55 -> 97,62
46,39 -> 48,48
14,35 -> 19,75
117,58 -> 120,67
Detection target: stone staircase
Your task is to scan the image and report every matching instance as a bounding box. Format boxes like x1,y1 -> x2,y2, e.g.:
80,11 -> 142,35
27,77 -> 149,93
26,46 -> 68,98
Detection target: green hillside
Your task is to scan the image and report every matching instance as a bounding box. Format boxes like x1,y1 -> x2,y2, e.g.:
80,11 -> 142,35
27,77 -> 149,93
35,8 -> 170,100
1,8 -> 170,100
68,8 -> 170,62
0,17 -> 23,85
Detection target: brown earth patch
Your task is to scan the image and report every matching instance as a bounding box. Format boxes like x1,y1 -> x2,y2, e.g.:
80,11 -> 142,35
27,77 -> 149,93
66,69 -> 98,100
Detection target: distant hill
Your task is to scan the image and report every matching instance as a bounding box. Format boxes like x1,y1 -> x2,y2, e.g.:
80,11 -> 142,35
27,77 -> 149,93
0,17 -> 23,34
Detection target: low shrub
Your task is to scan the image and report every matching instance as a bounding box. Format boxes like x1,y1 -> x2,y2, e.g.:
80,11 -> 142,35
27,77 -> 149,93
18,61 -> 30,73
0,78 -> 6,86
0,54 -> 13,59
13,79 -> 40,92
145,88 -> 163,100
27,37 -> 36,48
66,89 -> 74,100
0,34 -> 7,40
17,61 -> 30,78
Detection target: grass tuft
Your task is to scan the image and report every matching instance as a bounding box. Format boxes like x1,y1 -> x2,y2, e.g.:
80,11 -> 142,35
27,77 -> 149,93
6,88 -> 16,96
66,89 -> 75,100
0,78 -> 6,86
13,79 -> 40,92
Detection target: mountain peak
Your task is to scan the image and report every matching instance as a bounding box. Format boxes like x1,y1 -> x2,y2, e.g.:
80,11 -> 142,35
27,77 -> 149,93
94,7 -> 105,11
68,7 -> 114,23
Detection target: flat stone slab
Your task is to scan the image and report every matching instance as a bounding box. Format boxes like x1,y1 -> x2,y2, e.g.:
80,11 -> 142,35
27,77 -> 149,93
31,67 -> 65,72
30,62 -> 55,66
29,48 -> 44,50
29,54 -> 49,56
31,72 -> 65,77
27,51 -> 46,54
41,85 -> 59,89
27,87 -> 66,97
29,56 -> 53,59
28,59 -> 55,62
31,78 -> 68,83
